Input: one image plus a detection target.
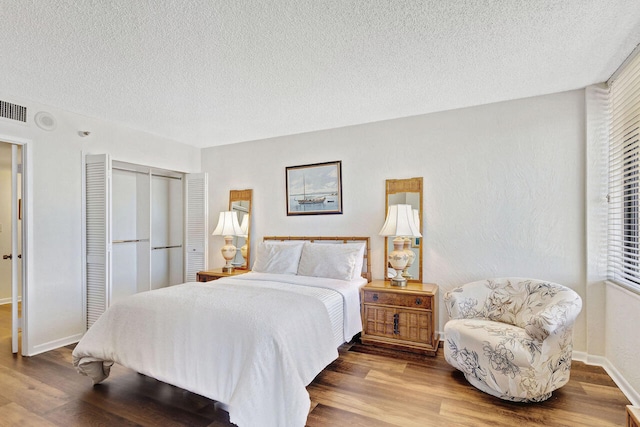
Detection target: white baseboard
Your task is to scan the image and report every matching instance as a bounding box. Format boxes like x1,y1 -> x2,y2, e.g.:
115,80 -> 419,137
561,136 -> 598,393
562,351 -> 640,406
571,350 -> 588,362
0,296 -> 22,305
29,333 -> 83,357
588,356 -> 640,406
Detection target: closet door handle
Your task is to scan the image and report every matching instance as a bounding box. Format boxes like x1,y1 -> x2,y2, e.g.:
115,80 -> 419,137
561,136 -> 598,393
152,245 -> 183,250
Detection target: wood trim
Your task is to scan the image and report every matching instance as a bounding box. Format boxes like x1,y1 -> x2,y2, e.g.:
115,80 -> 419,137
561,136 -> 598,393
228,189 -> 253,205
197,268 -> 250,282
386,177 -> 423,194
228,189 -> 252,269
263,236 -> 371,282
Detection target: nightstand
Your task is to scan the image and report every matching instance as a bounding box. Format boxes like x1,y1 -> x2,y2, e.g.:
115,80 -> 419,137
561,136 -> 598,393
196,268 -> 250,282
628,406 -> 640,427
360,280 -> 439,355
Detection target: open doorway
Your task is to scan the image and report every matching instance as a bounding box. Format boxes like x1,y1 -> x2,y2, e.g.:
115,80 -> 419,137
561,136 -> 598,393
0,141 -> 23,353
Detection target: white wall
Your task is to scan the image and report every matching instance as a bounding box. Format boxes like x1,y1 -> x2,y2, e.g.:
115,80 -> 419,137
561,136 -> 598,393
0,94 -> 200,355
606,283 -> 640,404
202,89 -> 587,352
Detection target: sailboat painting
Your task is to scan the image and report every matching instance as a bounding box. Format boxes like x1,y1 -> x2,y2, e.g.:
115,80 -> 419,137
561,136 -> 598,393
286,161 -> 342,215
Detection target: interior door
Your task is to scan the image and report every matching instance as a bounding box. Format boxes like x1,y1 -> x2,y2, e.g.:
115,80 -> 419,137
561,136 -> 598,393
10,144 -> 20,353
184,173 -> 208,282
85,153 -> 112,328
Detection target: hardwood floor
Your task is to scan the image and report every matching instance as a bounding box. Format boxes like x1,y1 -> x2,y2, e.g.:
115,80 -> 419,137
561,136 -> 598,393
0,303 -> 631,426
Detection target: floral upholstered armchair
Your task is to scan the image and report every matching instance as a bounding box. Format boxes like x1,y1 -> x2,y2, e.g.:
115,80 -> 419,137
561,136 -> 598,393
443,278 -> 582,402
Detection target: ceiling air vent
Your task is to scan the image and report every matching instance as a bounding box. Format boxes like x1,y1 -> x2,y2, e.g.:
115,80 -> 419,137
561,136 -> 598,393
0,100 -> 27,122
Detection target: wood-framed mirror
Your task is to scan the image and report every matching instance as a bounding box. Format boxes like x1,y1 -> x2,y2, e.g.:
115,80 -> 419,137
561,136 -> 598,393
384,177 -> 423,283
229,189 -> 252,270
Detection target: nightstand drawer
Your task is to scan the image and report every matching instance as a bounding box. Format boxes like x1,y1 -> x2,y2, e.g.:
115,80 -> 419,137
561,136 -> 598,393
363,306 -> 432,342
363,289 -> 431,309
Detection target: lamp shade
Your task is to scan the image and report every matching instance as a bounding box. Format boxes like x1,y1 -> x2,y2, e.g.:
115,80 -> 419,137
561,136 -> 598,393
413,208 -> 420,231
379,204 -> 422,237
239,213 -> 250,236
212,211 -> 243,236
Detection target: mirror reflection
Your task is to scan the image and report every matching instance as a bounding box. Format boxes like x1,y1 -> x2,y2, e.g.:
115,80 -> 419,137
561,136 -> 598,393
229,189 -> 252,269
385,178 -> 423,283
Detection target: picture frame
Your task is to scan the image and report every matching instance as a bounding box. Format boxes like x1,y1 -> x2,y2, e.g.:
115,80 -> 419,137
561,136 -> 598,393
286,161 -> 342,216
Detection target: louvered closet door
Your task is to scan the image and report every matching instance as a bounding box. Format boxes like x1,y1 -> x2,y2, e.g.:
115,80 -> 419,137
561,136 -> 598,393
85,154 -> 111,328
184,173 -> 208,282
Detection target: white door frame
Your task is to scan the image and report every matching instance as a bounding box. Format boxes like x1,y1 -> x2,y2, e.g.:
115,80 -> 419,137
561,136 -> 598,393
0,134 -> 30,356
10,144 -> 18,353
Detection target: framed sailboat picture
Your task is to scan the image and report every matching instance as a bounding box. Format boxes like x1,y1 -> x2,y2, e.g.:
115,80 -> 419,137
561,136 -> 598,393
286,161 -> 343,216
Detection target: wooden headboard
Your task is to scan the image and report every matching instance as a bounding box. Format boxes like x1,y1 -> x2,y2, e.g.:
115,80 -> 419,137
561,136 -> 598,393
262,236 -> 372,282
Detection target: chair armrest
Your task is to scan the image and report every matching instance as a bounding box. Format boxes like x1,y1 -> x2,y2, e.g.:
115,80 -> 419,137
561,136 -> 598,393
524,297 -> 582,341
444,285 -> 489,319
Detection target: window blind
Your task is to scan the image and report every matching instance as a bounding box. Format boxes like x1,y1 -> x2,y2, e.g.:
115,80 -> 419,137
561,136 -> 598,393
608,49 -> 640,288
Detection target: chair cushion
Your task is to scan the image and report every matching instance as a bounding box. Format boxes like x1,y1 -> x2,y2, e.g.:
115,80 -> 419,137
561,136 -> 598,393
445,319 -> 539,373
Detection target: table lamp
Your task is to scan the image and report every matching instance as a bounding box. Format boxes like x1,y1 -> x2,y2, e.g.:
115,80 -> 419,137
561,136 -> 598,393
379,204 -> 422,286
212,211 -> 244,272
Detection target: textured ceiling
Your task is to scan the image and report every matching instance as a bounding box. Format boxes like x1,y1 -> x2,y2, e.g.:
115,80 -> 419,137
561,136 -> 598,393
2,1 -> 640,148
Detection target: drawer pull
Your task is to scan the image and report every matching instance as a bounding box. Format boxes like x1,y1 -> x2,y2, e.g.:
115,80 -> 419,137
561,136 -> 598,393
415,298 -> 422,305
372,294 -> 379,302
393,313 -> 399,334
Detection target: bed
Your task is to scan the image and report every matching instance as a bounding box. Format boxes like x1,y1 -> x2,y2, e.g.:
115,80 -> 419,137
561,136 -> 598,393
72,236 -> 371,427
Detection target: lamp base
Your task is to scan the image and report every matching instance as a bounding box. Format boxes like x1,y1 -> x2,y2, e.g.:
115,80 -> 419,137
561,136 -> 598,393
388,239 -> 409,287
402,238 -> 415,279
221,235 -> 237,274
390,274 -> 407,287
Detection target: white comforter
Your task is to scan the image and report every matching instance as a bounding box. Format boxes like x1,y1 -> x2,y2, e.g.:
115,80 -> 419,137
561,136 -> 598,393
72,274 -> 364,427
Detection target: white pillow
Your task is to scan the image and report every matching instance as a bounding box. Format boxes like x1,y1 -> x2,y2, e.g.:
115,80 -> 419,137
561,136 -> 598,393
297,242 -> 366,281
252,241 -> 305,275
